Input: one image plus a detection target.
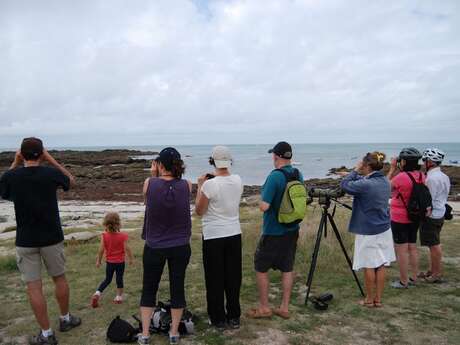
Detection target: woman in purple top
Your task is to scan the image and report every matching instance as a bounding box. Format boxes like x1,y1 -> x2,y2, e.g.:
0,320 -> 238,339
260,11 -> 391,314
138,147 -> 192,345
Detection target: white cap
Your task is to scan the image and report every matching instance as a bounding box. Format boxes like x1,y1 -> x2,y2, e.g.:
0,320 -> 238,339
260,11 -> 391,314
212,146 -> 232,168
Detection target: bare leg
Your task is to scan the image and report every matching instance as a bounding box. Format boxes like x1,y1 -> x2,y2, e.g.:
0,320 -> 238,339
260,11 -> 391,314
430,245 -> 443,277
256,272 -> 272,313
116,288 -> 123,297
52,274 -> 69,315
375,267 -> 386,303
363,269 -> 376,303
279,272 -> 294,313
170,308 -> 184,337
395,244 -> 409,285
27,280 -> 50,330
408,244 -> 419,281
140,307 -> 153,337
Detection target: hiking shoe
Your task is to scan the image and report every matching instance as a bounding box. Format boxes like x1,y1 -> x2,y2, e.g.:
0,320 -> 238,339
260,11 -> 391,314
209,321 -> 226,331
91,294 -> 100,308
169,333 -> 180,344
425,276 -> 444,284
137,334 -> 150,345
29,332 -> 58,345
390,280 -> 408,289
228,318 -> 240,329
59,314 -> 81,332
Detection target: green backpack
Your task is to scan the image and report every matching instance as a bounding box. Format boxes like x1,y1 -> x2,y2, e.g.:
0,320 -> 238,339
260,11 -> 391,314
276,168 -> 308,226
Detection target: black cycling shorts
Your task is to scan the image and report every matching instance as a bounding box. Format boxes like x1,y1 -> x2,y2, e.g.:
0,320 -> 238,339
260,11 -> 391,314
391,221 -> 419,244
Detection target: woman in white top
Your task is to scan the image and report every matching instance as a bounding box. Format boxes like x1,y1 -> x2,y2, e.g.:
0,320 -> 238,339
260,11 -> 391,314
195,146 -> 243,330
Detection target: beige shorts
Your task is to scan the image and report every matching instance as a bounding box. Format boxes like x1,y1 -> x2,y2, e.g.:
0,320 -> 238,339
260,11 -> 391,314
16,242 -> 66,282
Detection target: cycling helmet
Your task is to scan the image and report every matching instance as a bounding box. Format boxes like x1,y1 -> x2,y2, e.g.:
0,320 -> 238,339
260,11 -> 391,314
422,148 -> 445,163
398,147 -> 422,161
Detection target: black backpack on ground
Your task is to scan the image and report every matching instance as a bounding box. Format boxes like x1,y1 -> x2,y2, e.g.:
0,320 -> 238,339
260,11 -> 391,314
150,301 -> 195,335
107,315 -> 140,343
399,172 -> 432,222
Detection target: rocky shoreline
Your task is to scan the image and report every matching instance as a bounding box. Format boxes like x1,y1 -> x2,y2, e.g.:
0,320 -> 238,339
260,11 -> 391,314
0,149 -> 458,202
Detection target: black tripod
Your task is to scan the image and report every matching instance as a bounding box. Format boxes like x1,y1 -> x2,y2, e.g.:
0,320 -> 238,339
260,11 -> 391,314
304,198 -> 364,305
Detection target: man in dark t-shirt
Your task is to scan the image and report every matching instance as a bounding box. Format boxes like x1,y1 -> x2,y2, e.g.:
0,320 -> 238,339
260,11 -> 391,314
0,138 -> 81,345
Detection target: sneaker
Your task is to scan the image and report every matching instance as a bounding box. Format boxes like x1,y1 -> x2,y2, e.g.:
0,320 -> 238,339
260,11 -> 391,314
169,333 -> 180,345
59,314 -> 82,332
29,331 -> 58,345
137,334 -> 150,345
91,294 -> 100,308
228,318 -> 240,329
113,295 -> 123,304
390,280 -> 408,289
211,321 -> 227,331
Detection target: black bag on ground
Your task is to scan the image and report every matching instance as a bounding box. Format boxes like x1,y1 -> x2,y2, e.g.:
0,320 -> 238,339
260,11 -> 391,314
107,315 -> 139,343
445,203 -> 453,221
399,172 -> 432,222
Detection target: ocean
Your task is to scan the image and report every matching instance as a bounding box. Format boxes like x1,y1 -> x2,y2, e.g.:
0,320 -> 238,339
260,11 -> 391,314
2,143 -> 459,185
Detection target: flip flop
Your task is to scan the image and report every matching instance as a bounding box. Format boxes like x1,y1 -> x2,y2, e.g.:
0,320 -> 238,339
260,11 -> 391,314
245,308 -> 273,319
373,301 -> 383,308
358,300 -> 375,308
272,308 -> 290,319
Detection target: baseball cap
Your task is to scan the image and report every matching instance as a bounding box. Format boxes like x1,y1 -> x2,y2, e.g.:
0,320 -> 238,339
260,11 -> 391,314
21,137 -> 44,160
158,147 -> 181,167
268,141 -> 292,159
211,146 -> 232,168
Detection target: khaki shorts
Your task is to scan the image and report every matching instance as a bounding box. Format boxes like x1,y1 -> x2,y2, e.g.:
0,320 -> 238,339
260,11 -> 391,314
420,218 -> 444,247
16,242 -> 66,282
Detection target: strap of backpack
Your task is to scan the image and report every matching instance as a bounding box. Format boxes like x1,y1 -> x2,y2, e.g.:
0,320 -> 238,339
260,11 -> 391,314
397,191 -> 408,210
395,172 -> 412,211
275,168 -> 299,183
405,171 -> 418,185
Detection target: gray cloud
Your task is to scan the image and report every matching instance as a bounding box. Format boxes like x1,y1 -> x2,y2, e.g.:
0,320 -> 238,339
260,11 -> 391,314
0,0 -> 459,148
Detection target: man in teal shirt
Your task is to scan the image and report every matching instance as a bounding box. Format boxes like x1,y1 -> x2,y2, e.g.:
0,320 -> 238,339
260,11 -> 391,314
247,141 -> 303,320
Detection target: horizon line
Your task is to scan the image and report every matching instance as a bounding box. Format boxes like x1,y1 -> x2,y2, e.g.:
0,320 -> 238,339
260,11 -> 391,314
1,141 -> 460,151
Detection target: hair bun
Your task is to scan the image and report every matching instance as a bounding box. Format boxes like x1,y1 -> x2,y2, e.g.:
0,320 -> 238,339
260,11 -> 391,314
376,152 -> 386,162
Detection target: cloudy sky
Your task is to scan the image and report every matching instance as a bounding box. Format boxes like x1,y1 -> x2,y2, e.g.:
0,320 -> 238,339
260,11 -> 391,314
0,0 -> 459,148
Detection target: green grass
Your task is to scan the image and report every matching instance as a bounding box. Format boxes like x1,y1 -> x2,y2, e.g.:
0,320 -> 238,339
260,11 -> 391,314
1,204 -> 460,345
0,255 -> 18,273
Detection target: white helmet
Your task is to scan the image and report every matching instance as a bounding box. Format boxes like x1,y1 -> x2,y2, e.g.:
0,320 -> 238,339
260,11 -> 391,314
422,148 -> 445,163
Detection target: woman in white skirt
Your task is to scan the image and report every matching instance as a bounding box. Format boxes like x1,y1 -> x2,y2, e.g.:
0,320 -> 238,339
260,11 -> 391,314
340,152 -> 396,308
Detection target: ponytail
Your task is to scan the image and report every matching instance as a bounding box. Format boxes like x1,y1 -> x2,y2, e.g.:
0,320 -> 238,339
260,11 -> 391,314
162,158 -> 186,179
170,158 -> 185,179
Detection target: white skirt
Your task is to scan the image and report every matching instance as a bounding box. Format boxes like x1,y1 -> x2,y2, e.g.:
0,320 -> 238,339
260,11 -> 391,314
353,228 -> 396,271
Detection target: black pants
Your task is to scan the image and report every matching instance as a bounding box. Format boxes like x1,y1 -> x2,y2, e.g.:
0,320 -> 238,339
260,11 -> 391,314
97,262 -> 125,292
203,234 -> 242,324
140,244 -> 191,309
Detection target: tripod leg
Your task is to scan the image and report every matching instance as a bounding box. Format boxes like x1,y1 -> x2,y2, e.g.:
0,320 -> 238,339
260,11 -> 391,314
327,214 -> 365,297
305,211 -> 326,305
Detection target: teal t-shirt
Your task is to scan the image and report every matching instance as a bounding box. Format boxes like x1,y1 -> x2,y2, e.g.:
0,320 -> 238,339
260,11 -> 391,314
261,165 -> 304,236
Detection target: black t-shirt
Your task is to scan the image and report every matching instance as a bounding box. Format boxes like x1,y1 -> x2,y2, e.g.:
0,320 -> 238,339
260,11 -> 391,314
0,166 -> 70,247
